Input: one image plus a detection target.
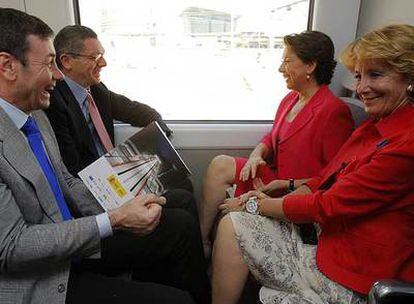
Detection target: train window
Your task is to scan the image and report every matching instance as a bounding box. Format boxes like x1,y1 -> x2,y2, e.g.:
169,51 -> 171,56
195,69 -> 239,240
77,0 -> 312,121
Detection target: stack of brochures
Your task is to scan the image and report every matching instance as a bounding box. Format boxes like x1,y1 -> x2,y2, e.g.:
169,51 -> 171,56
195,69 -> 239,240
78,122 -> 191,210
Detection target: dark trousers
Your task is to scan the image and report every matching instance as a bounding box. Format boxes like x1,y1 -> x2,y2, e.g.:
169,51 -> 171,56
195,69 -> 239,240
174,176 -> 194,193
163,188 -> 199,221
66,267 -> 194,304
67,207 -> 210,304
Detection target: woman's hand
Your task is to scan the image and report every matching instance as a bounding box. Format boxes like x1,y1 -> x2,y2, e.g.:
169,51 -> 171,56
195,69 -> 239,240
239,157 -> 266,181
244,190 -> 284,218
218,197 -> 244,215
218,190 -> 270,215
244,190 -> 270,201
253,178 -> 288,194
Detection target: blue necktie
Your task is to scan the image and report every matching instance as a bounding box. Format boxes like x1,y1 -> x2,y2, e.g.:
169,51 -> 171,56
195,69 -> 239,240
21,117 -> 72,220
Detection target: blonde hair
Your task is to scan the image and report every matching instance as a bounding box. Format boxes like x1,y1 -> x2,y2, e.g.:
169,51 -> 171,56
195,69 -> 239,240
340,24 -> 414,81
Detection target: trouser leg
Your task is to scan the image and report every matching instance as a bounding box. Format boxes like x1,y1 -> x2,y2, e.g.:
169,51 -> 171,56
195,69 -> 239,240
164,188 -> 199,222
66,265 -> 195,304
85,208 -> 210,304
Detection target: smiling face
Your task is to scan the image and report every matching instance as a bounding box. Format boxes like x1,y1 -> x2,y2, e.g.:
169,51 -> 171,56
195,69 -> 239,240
61,38 -> 106,88
278,46 -> 315,92
14,35 -> 63,112
355,59 -> 409,119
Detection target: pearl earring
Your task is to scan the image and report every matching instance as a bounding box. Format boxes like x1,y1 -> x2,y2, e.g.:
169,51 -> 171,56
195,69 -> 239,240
306,74 -> 311,80
407,84 -> 414,98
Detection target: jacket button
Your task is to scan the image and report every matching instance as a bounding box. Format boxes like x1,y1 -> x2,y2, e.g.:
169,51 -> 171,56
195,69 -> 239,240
58,283 -> 66,293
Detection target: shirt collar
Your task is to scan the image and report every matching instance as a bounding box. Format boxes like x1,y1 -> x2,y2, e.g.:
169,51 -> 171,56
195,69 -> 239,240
0,97 -> 29,129
64,76 -> 89,107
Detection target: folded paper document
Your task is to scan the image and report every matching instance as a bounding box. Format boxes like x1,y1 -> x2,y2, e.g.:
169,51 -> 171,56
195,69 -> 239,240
78,122 -> 191,211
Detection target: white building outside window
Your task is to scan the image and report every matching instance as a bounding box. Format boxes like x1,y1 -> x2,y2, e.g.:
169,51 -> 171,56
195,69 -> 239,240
78,0 -> 311,121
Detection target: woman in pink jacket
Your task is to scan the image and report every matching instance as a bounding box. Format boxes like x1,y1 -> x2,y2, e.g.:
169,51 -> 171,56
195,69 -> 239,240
199,31 -> 354,255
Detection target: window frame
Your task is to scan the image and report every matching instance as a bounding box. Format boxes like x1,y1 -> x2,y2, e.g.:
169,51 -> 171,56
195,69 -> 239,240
72,0 -> 315,124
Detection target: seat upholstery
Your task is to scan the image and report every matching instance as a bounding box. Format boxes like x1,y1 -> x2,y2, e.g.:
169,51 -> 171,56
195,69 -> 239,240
341,97 -> 368,128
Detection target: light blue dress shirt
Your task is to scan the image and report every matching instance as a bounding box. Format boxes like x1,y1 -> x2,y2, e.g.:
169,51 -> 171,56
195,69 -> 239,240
64,76 -> 106,156
0,97 -> 112,238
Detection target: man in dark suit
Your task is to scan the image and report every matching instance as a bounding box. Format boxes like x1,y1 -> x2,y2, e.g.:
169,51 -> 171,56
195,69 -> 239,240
45,25 -> 196,216
0,8 -> 209,304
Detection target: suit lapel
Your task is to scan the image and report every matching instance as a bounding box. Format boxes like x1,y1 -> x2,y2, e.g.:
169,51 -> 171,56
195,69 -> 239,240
279,86 -> 325,144
270,96 -> 296,151
33,111 -> 63,177
0,109 -> 62,222
317,123 -> 377,189
279,103 -> 315,144
56,80 -> 99,156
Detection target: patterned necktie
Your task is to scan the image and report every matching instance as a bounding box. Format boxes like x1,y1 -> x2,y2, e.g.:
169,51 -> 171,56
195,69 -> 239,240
86,92 -> 114,153
21,117 -> 72,220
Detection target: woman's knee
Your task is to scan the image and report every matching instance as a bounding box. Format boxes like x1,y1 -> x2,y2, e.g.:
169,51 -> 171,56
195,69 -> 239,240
207,155 -> 236,181
216,215 -> 235,238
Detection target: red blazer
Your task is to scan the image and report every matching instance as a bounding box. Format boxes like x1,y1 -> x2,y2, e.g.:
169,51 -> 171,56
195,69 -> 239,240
261,85 -> 354,179
234,85 -> 353,196
284,105 -> 414,294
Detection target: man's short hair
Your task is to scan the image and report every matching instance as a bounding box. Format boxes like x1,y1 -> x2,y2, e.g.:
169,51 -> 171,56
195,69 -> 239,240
54,25 -> 98,69
0,8 -> 53,66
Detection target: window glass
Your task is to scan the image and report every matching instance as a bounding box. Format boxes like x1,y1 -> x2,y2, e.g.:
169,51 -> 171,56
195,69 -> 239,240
78,0 -> 311,120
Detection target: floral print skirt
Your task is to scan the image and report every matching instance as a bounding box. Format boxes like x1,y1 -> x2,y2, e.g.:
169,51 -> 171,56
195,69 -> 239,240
229,212 -> 366,304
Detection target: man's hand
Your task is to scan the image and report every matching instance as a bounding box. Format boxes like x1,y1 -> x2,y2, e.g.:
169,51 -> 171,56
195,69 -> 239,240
108,194 -> 166,235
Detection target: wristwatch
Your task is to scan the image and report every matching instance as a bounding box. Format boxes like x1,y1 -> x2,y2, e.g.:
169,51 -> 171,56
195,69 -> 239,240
245,196 -> 260,215
288,179 -> 295,192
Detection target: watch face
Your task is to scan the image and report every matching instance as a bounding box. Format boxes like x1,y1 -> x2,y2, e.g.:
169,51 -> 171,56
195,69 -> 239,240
245,197 -> 259,214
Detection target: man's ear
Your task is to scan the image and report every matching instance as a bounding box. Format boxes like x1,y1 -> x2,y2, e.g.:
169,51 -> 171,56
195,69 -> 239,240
59,54 -> 73,71
0,52 -> 18,80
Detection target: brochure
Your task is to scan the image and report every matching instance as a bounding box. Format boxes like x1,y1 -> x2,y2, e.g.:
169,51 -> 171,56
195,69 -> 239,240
78,122 -> 191,211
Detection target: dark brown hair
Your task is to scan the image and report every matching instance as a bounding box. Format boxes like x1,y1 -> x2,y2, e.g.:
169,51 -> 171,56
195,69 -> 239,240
284,31 -> 336,85
0,8 -> 53,66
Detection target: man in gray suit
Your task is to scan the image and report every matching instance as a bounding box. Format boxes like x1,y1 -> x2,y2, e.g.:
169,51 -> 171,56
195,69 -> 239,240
0,8 -> 209,304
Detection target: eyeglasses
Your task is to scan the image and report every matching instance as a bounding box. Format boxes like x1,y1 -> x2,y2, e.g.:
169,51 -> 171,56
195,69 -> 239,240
66,52 -> 104,62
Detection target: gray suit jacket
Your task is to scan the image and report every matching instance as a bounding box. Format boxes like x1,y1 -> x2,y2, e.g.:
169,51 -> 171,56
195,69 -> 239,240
0,109 -> 104,303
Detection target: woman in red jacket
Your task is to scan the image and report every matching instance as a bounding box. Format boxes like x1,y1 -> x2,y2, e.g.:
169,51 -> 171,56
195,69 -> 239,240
199,31 -> 354,254
212,24 -> 414,304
